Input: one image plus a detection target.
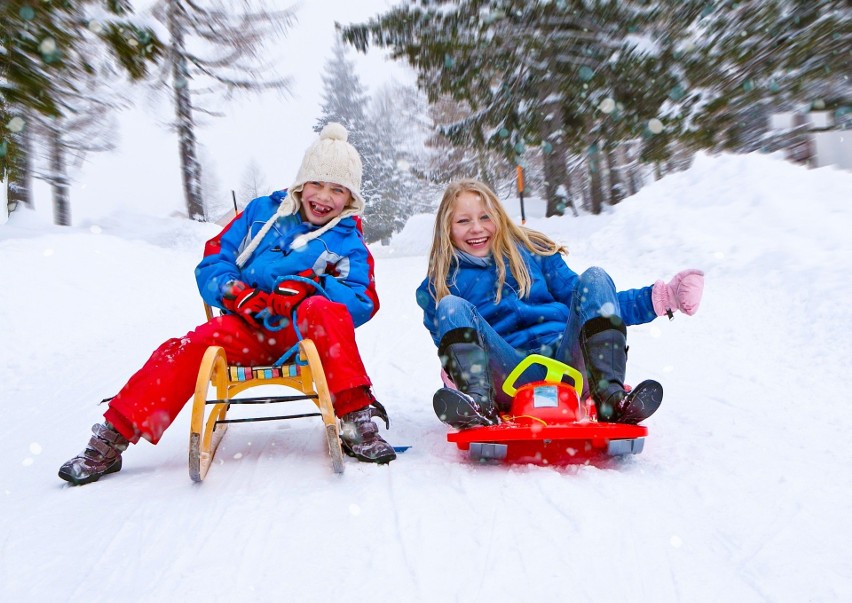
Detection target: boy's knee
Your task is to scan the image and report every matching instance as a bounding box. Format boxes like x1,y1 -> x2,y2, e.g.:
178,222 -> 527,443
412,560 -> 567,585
297,296 -> 353,331
301,296 -> 340,314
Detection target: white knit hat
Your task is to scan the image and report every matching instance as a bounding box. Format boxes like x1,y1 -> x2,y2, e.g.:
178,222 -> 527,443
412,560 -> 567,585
289,122 -> 365,211
236,123 -> 365,267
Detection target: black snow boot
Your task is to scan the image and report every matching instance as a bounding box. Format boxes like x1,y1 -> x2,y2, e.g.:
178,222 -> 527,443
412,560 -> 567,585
580,317 -> 663,424
58,422 -> 130,486
340,399 -> 397,464
433,327 -> 499,429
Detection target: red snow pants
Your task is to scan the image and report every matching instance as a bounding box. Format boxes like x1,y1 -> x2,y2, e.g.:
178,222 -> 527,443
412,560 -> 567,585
104,296 -> 372,444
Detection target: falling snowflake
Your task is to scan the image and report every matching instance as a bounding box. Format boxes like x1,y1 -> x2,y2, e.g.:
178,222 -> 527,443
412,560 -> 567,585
599,98 -> 616,114
7,116 -> 25,133
39,38 -> 57,55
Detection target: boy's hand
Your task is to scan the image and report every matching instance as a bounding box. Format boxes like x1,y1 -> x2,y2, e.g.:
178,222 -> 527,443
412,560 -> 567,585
222,281 -> 269,328
268,270 -> 319,317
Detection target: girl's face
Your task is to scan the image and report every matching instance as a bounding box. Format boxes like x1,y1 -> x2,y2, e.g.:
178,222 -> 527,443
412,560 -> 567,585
300,181 -> 352,225
449,191 -> 497,257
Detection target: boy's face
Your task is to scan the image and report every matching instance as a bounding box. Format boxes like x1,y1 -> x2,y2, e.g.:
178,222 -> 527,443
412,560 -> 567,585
449,191 -> 497,257
300,181 -> 352,226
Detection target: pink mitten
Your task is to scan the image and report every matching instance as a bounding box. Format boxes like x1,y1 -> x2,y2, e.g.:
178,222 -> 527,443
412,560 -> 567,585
652,269 -> 705,318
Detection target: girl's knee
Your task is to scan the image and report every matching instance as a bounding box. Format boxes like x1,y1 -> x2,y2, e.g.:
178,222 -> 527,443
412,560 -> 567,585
435,295 -> 478,335
436,294 -> 472,315
579,266 -> 616,291
436,295 -> 476,324
580,266 -> 609,282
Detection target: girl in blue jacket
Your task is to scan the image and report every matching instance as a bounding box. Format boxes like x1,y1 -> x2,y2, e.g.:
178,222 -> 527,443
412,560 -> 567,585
60,124 -> 396,486
416,179 -> 704,429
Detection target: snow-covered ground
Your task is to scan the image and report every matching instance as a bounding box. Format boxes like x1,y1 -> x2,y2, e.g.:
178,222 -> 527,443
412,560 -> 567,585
1,152 -> 850,601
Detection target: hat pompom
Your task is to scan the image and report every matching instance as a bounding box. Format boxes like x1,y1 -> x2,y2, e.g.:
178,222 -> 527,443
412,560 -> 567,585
320,122 -> 348,142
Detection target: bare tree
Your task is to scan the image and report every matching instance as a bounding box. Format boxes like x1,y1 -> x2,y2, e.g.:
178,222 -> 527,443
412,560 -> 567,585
31,71 -> 126,225
2,0 -> 161,221
151,0 -> 294,221
238,158 -> 269,207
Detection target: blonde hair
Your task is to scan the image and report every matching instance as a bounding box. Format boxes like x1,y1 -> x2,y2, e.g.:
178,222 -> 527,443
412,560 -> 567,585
427,179 -> 567,303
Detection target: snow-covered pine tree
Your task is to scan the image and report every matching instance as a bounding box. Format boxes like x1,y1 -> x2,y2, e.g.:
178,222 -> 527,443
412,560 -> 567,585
346,0 -> 848,213
424,94 -> 515,196
342,0 -> 690,216
667,0 -> 849,153
314,42 -> 370,133
315,40 -> 423,243
363,81 -> 434,242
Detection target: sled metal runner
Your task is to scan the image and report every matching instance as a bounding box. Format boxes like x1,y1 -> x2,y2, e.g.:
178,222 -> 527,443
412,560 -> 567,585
189,338 -> 344,482
447,355 -> 648,465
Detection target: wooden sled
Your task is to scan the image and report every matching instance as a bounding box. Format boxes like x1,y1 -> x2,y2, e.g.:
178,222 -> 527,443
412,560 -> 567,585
189,338 -> 343,482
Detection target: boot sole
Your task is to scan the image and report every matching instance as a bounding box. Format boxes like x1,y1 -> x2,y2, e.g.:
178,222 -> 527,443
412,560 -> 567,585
341,441 -> 397,464
433,388 -> 497,429
618,380 -> 663,424
58,457 -> 122,486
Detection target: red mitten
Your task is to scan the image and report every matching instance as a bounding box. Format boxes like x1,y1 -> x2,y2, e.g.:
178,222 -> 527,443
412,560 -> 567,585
222,281 -> 269,328
652,269 -> 705,318
268,270 -> 319,317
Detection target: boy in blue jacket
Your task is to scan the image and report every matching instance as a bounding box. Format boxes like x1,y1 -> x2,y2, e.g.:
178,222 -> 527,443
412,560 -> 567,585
416,179 -> 704,428
60,124 -> 396,486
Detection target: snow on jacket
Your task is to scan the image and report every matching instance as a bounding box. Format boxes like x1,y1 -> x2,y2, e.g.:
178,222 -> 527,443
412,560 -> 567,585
196,190 -> 378,328
416,246 -> 657,351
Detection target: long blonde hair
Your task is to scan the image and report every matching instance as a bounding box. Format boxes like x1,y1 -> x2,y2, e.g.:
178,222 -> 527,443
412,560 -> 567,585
427,179 -> 567,303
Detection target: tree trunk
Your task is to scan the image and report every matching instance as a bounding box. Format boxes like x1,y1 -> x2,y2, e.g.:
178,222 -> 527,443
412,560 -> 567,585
569,162 -> 589,213
606,144 -> 626,205
47,120 -> 71,226
621,143 -> 638,197
7,110 -> 34,211
588,144 -> 604,215
580,180 -> 590,213
538,89 -> 574,217
167,0 -> 205,221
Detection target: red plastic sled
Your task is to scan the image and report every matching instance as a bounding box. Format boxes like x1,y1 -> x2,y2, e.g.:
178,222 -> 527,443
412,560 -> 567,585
447,355 -> 648,465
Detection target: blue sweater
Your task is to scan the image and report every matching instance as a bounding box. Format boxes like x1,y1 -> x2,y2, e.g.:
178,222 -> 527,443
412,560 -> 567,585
196,191 -> 376,328
416,247 -> 656,351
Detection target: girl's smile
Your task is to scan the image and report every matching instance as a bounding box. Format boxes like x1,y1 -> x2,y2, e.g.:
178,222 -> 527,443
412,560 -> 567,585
450,191 -> 497,257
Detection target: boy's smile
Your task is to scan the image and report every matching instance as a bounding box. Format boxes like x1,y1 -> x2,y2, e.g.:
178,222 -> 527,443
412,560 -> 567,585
300,181 -> 352,225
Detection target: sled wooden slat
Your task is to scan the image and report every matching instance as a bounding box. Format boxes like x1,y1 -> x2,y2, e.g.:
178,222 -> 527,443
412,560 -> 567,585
189,338 -> 343,482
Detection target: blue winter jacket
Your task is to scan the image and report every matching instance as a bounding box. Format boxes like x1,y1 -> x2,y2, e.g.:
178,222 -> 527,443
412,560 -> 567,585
196,191 -> 377,328
416,247 -> 657,351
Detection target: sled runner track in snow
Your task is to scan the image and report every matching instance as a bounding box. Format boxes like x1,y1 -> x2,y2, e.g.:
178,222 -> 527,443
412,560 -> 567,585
189,339 -> 343,482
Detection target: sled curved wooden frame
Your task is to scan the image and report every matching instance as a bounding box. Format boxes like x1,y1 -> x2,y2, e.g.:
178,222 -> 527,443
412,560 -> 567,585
189,338 -> 344,482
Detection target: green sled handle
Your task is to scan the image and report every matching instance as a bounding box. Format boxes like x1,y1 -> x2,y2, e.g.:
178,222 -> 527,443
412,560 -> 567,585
501,354 -> 584,398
